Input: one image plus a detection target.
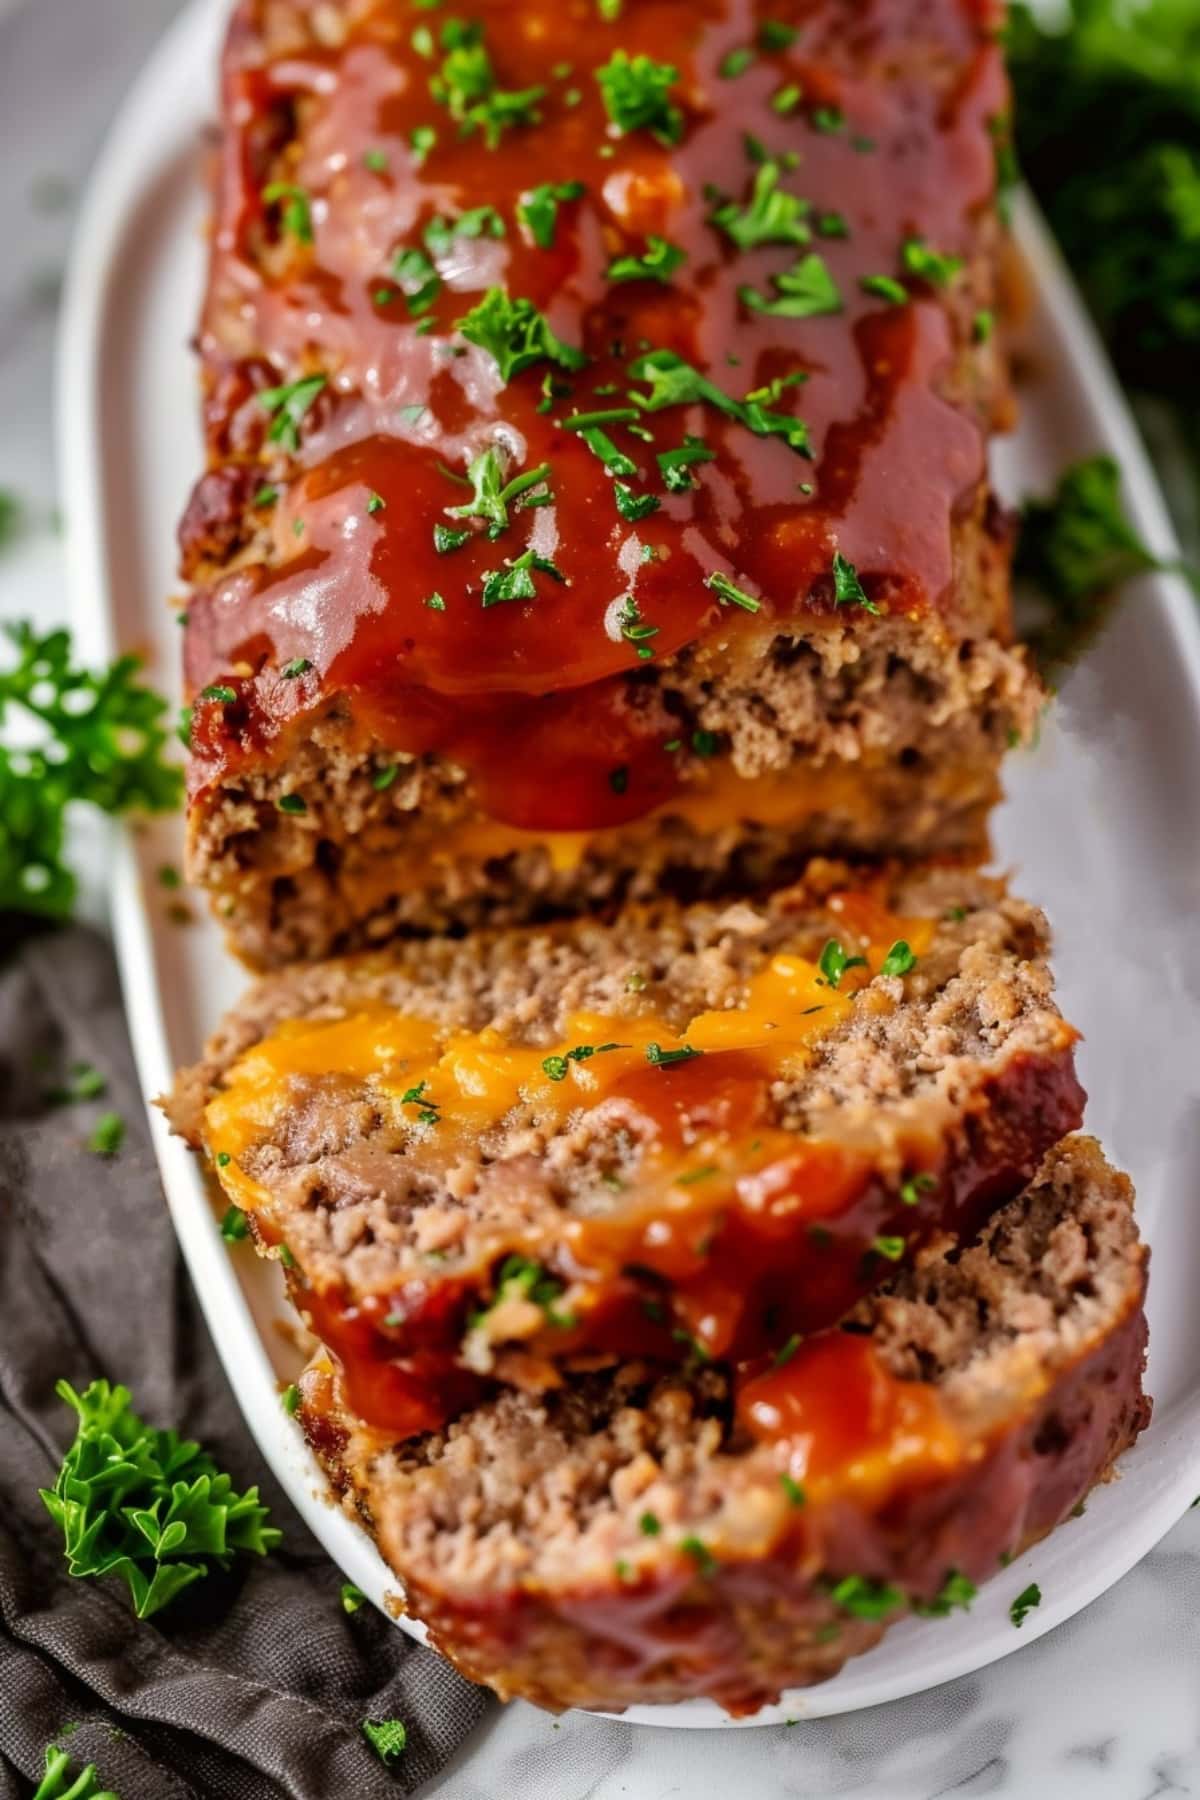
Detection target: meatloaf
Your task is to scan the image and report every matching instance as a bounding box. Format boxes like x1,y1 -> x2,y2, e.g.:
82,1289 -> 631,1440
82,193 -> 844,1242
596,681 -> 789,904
180,0 -> 1038,966
298,1136 -> 1150,1715
165,861 -> 1084,1439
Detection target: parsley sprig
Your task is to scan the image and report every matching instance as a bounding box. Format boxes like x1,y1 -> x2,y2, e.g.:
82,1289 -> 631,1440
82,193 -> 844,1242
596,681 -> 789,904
596,50 -> 684,144
445,446 -> 552,538
40,1380 -> 281,1619
31,1745 -> 122,1800
430,18 -> 546,147
0,623 -> 181,918
457,289 -> 588,381
628,348 -> 811,456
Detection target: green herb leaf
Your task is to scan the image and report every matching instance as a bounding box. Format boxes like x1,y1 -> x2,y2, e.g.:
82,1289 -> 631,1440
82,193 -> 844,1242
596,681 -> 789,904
710,160 -> 811,249
341,1580 -> 366,1613
614,481 -> 661,521
362,1718 -> 408,1766
870,1234 -> 906,1262
901,236 -> 964,287
480,547 -> 565,607
423,204 -> 506,257
830,1574 -> 906,1619
445,445 -> 552,537
517,180 -> 585,249
680,1535 -> 717,1574
40,1379 -> 281,1618
607,236 -> 686,285
831,549 -> 880,614
719,46 -> 756,79
818,937 -> 868,989
1010,1581 -> 1041,1628
859,273 -> 908,305
657,436 -> 715,491
220,1205 -> 250,1243
900,1171 -> 938,1207
392,244 -> 441,316
629,348 -> 811,455
457,288 -> 588,381
262,181 -> 313,244
780,1473 -> 806,1507
706,571 -> 762,612
880,939 -> 916,977
257,374 -> 327,453
430,18 -> 545,148
31,1744 -> 123,1800
740,250 -> 842,318
912,1569 -> 977,1617
645,1041 -> 702,1067
596,50 -> 683,144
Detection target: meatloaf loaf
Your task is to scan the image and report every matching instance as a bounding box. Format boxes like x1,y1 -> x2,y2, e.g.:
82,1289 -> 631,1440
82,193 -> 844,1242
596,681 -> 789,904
298,1136 -> 1150,1715
180,0 -> 1038,966
165,861 -> 1084,1439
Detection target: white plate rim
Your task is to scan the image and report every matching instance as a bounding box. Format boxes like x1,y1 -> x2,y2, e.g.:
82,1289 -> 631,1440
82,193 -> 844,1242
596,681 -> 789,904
56,0 -> 1200,1729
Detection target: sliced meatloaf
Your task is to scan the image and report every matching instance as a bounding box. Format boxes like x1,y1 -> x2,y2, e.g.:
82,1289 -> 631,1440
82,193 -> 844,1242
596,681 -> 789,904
299,1137 -> 1150,1716
180,0 -> 1038,965
165,862 -> 1084,1438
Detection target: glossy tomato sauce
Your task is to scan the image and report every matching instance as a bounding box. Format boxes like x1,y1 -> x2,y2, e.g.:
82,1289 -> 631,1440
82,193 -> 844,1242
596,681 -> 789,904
185,0 -> 1007,832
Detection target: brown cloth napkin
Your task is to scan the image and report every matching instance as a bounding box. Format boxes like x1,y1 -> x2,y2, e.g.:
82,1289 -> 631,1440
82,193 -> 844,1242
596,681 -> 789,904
0,923 -> 491,1799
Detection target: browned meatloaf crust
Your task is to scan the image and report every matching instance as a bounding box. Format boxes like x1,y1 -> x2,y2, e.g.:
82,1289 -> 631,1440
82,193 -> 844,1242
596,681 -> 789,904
180,0 -> 1038,966
299,1137 -> 1150,1716
164,861 -> 1084,1439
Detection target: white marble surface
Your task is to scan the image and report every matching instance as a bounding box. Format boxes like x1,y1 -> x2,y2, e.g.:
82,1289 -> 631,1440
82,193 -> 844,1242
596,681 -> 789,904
3,2 -> 1198,1795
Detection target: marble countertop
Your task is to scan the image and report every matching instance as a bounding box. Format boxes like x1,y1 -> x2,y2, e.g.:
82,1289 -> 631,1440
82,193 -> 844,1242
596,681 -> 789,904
3,2 -> 1197,1795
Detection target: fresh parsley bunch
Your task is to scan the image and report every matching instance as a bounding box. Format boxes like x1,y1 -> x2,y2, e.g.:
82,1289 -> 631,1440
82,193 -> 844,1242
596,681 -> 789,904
40,1379 -> 281,1619
1009,0 -> 1200,406
0,622 -> 181,920
32,1745 -> 122,1800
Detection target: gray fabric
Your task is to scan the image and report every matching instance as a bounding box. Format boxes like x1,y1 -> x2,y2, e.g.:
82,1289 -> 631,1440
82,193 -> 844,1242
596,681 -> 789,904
0,924 -> 491,1799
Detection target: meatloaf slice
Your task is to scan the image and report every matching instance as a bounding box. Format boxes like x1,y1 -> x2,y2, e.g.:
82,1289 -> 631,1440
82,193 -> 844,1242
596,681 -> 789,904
181,0 -> 1038,966
165,861 -> 1084,1438
299,1137 -> 1150,1716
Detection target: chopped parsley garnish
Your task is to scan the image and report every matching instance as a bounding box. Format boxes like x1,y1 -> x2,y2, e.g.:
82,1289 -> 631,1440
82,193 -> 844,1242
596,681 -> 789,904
480,548 -> 565,607
719,47 -> 755,79
710,160 -> 810,249
475,1254 -> 575,1330
341,1581 -> 366,1614
40,1379 -> 280,1618
859,273 -> 908,305
430,18 -> 545,148
691,728 -> 719,756
276,793 -> 307,814
262,181 -> 313,244
392,244 -> 441,316
281,1383 -> 300,1416
900,1171 -> 937,1207
220,1205 -> 250,1243
645,1041 -> 702,1068
88,1112 -> 125,1157
445,445 -> 552,538
31,1745 -> 123,1800
759,20 -> 798,49
614,481 -> 660,521
973,308 -> 994,344
680,1535 -> 717,1574
425,592 -> 446,610
1021,457 -> 1165,626
607,236 -> 686,285
616,593 -> 659,658
252,483 -> 277,508
677,1164 -> 718,1186
399,1080 -> 441,1126
517,180 -> 586,249
831,549 -> 880,614
773,1333 -> 801,1367
706,571 -> 762,612
596,50 -> 683,144
780,1473 -> 806,1507
363,147 -> 389,173
410,125 -> 438,165
639,1511 -> 661,1535
1010,1581 -> 1042,1628
542,1042 -> 623,1080
457,288 -> 587,381
740,250 -> 842,319
434,522 -> 472,554
46,1062 -> 107,1105
830,1575 -> 906,1620
258,374 -> 327,452
280,658 -> 311,679
902,237 -> 964,287
870,1234 -> 906,1262
657,436 -> 715,491
577,425 -> 637,477
424,205 -> 506,259
362,1719 -> 408,1767
880,939 -> 916,977
817,210 -> 849,238
629,348 -> 811,455
912,1570 -> 977,1617
818,937 -> 868,989
811,105 -> 844,133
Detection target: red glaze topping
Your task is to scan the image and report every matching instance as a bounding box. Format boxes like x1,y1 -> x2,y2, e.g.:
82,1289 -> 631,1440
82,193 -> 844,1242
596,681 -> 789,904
185,0 -> 1007,831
